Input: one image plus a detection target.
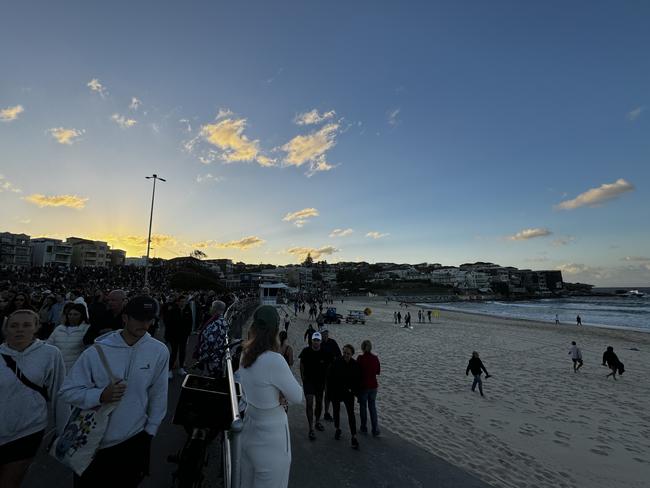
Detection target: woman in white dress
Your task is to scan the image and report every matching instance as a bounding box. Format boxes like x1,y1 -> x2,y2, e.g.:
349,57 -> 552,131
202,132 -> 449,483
238,306 -> 303,488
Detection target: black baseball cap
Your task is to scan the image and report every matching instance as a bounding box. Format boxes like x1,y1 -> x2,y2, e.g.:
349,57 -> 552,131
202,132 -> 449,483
124,295 -> 159,320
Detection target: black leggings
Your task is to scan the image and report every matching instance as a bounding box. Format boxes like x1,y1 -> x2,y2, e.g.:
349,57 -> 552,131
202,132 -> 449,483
332,393 -> 357,436
74,431 -> 151,488
169,338 -> 188,370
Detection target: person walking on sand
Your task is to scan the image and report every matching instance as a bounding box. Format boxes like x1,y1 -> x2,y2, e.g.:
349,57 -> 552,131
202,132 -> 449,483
568,341 -> 583,372
576,315 -> 582,326
555,314 -> 560,325
465,351 -> 490,397
283,313 -> 291,332
393,311 -> 397,324
427,310 -> 432,323
602,346 -> 624,380
397,311 -> 401,325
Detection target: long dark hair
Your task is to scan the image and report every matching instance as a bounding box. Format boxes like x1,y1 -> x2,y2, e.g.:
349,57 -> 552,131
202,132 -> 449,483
241,319 -> 279,368
65,303 -> 89,325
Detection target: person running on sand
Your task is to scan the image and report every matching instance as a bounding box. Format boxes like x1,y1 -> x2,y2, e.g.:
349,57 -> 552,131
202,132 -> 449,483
568,341 -> 583,372
465,351 -> 490,397
602,346 -> 624,380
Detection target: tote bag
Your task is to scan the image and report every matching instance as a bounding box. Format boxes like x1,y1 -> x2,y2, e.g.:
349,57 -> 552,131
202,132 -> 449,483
49,344 -> 118,476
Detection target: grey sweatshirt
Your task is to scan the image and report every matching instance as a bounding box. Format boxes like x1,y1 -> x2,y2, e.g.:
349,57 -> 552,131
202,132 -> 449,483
59,330 -> 169,448
0,340 -> 65,445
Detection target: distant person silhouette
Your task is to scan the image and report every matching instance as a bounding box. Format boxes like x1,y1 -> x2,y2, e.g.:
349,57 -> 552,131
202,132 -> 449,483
576,315 -> 582,326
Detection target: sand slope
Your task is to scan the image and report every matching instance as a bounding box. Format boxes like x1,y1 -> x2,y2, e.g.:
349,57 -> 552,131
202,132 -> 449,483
281,297 -> 650,488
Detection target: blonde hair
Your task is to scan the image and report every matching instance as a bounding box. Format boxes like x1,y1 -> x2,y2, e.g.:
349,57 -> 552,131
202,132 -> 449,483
3,309 -> 40,333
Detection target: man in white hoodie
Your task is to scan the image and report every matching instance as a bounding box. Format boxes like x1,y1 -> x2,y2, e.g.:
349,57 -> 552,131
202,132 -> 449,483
59,296 -> 169,487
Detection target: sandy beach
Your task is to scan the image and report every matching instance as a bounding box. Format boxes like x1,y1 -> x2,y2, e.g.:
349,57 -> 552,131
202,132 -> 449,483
281,297 -> 650,488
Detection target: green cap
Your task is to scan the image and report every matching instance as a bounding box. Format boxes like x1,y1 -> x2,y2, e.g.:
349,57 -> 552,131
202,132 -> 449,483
252,305 -> 280,327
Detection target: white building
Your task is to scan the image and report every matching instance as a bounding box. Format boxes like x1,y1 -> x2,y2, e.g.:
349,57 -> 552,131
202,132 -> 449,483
30,238 -> 72,267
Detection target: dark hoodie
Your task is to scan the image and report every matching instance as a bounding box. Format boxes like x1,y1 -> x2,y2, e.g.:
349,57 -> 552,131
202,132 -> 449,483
466,357 -> 489,376
326,356 -> 361,401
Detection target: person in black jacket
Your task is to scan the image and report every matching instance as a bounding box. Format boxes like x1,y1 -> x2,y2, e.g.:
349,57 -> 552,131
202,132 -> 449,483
602,346 -> 624,380
465,351 -> 490,397
326,344 -> 361,449
163,295 -> 193,378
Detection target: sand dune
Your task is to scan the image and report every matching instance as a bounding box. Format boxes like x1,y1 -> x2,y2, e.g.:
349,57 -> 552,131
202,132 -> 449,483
281,297 -> 650,488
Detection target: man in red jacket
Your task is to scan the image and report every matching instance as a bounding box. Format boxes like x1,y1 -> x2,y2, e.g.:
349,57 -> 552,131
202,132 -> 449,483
356,339 -> 380,436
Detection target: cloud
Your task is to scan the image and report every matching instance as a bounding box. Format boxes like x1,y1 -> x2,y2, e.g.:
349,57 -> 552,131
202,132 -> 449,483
47,127 -> 84,145
0,175 -> 22,193
627,106 -> 644,121
329,228 -> 354,238
111,114 -> 137,129
129,97 -> 142,110
387,108 -> 401,126
552,236 -> 576,246
558,263 -> 591,274
508,228 -> 552,241
87,78 -> 107,97
622,256 -> 650,262
287,245 -> 339,261
366,231 -> 390,239
179,119 -> 192,133
283,208 -> 319,227
196,173 -> 223,184
24,194 -> 88,209
555,179 -> 635,210
216,108 -> 234,119
294,109 -> 336,126
117,234 -> 177,248
281,123 -> 339,175
215,236 -> 265,250
200,116 -> 274,166
0,105 -> 24,121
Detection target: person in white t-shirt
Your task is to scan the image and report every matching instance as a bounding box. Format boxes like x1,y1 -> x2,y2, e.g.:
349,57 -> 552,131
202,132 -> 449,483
568,341 -> 583,372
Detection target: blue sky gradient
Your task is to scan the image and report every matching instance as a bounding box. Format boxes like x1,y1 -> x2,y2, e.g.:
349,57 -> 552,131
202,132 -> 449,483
1,1 -> 649,285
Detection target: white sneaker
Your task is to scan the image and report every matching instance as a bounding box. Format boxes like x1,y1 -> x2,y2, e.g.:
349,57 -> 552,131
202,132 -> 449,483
168,370 -> 174,380
178,368 -> 188,376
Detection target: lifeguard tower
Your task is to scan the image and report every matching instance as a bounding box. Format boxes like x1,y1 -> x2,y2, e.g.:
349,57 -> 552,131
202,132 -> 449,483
259,283 -> 289,306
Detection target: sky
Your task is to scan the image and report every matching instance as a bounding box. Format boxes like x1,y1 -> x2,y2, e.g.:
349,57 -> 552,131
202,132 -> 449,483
1,0 -> 649,286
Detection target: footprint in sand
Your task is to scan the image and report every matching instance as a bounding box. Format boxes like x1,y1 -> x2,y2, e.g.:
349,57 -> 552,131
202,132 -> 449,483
519,423 -> 544,437
554,430 -> 571,440
590,448 -> 609,456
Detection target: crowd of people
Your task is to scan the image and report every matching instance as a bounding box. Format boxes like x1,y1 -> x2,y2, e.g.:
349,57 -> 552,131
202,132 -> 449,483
0,265 -> 256,487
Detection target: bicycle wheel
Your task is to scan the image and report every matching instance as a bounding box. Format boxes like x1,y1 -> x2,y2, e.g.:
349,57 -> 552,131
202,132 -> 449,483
221,431 -> 232,488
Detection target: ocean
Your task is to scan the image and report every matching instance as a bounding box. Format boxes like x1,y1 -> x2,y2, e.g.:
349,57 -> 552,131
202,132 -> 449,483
418,288 -> 650,333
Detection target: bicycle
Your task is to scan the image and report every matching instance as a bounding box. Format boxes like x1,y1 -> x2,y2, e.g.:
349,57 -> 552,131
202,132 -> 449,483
168,335 -> 244,488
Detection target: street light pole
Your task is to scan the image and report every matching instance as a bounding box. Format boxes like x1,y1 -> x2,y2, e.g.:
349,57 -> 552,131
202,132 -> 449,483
144,174 -> 166,287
